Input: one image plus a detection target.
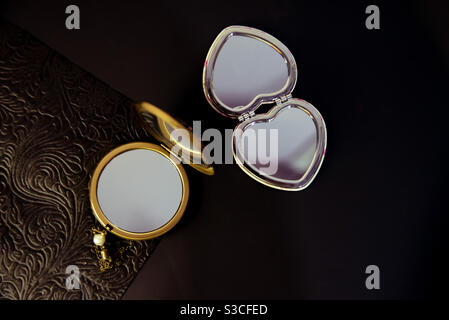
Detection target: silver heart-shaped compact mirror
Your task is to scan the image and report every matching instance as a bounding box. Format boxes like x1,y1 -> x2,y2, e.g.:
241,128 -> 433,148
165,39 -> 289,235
203,25 -> 327,191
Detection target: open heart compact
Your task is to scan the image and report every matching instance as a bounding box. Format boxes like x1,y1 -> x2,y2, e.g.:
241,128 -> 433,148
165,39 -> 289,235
203,26 -> 327,191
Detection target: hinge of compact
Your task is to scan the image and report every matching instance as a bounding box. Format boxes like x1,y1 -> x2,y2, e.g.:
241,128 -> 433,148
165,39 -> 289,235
274,94 -> 292,106
238,94 -> 293,121
238,110 -> 255,122
160,143 -> 183,163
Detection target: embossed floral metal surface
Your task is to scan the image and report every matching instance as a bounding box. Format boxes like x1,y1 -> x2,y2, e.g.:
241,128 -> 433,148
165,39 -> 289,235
0,21 -> 158,299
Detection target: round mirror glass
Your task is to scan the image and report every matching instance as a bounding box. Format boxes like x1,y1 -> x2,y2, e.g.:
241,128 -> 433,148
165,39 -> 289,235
93,145 -> 185,236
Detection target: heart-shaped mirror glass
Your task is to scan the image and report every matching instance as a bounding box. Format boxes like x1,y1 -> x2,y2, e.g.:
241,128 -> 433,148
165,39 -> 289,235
203,26 -> 297,118
233,100 -> 326,191
135,102 -> 214,175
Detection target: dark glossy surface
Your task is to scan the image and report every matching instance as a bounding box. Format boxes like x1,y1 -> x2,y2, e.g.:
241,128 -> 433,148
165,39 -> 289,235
1,0 -> 448,299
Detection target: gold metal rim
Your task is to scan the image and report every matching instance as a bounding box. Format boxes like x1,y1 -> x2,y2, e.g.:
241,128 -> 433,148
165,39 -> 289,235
135,102 -> 214,176
89,142 -> 190,240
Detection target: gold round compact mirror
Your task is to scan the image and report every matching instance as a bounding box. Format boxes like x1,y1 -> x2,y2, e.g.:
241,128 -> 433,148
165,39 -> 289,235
89,102 -> 213,270
90,142 -> 189,240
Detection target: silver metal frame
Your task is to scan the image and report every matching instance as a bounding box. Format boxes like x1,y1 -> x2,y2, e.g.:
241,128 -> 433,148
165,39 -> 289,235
202,25 -> 327,191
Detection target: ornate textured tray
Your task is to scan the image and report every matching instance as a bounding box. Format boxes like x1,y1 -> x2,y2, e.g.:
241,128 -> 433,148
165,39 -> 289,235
0,20 -> 158,299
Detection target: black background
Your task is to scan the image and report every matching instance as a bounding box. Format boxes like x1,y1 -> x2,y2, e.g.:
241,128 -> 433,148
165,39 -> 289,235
1,0 -> 447,299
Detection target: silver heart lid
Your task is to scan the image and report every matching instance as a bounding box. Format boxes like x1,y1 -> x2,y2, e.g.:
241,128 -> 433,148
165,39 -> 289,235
203,25 -> 297,119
